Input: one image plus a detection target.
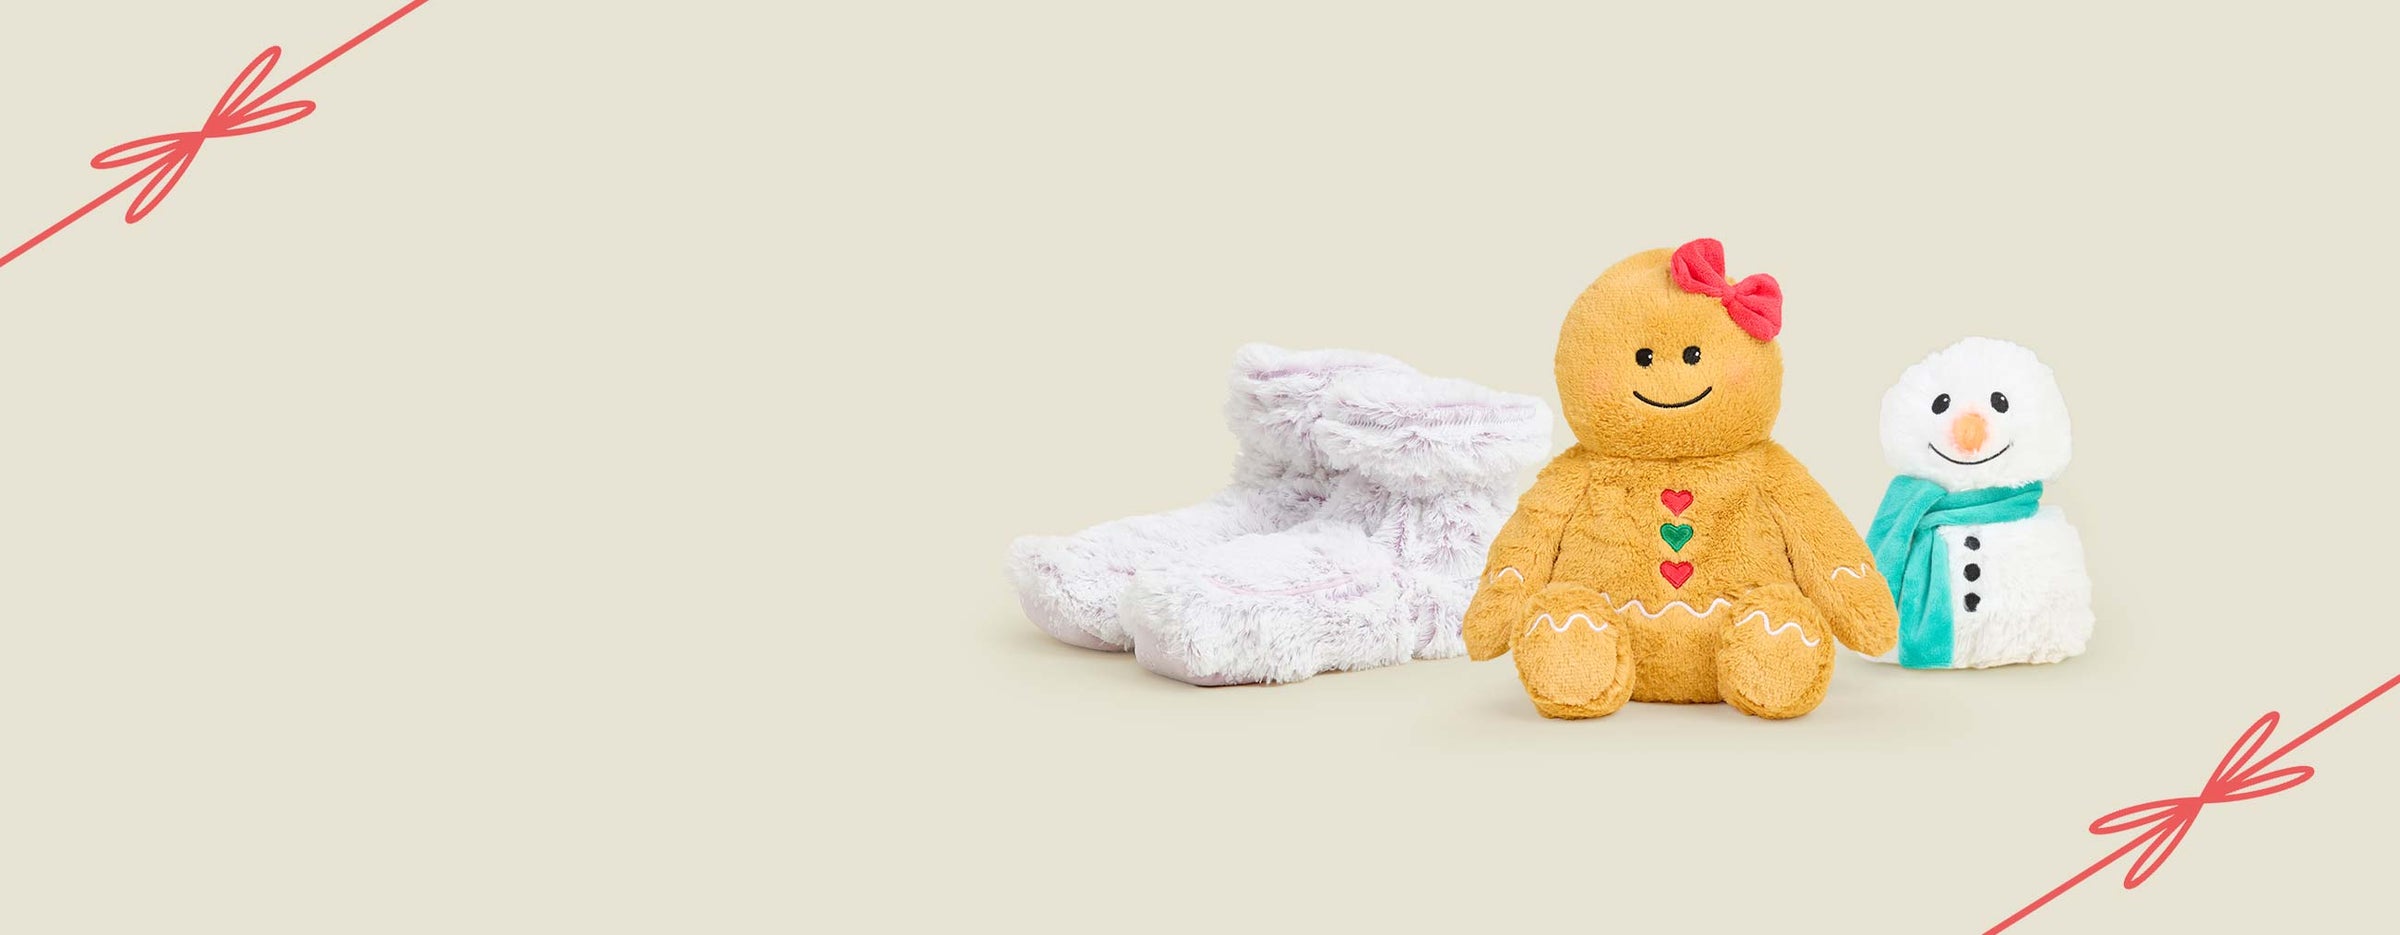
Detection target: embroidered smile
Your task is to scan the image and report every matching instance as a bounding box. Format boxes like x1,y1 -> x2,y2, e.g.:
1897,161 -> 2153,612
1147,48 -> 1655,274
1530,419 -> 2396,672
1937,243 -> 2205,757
1929,442 -> 2012,465
1633,387 -> 1712,409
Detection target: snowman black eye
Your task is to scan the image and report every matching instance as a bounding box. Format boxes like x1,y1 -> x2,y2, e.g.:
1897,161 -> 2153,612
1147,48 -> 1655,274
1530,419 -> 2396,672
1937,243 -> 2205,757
1990,392 -> 2009,413
1635,348 -> 1654,367
1682,346 -> 1702,365
1931,394 -> 1951,414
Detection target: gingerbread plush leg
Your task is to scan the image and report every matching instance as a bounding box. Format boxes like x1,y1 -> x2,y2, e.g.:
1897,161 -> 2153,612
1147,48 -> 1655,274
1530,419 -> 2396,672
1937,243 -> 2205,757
1512,584 -> 1636,719
1715,583 -> 1837,720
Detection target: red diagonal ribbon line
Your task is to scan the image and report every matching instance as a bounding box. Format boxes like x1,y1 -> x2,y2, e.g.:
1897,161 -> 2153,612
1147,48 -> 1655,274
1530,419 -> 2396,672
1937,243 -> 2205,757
1987,671 -> 2400,933
0,0 -> 428,272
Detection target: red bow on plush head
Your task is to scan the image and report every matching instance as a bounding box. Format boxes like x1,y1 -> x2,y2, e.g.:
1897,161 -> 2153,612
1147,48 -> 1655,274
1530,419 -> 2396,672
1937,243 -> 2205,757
1670,238 -> 1782,342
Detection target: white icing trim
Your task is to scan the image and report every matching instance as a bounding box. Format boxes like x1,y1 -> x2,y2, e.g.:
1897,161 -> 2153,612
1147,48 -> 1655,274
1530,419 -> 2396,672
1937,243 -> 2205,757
1523,612 -> 1609,637
1516,594 -> 1732,639
1520,595 -> 1820,647
1829,563 -> 1871,582
1603,595 -> 1731,619
1733,610 -> 1822,647
1491,567 -> 1525,585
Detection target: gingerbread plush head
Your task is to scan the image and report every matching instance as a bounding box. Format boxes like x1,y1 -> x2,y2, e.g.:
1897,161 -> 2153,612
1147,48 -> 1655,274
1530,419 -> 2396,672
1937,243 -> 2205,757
1554,239 -> 1786,459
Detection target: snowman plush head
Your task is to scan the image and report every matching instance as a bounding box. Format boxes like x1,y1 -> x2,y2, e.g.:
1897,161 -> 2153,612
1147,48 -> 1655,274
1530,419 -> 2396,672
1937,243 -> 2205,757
1880,337 -> 2071,492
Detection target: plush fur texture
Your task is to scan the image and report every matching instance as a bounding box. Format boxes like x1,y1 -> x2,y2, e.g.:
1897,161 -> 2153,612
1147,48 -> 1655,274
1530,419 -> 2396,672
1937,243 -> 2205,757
1463,242 -> 1899,720
1010,346 -> 1552,686
1864,338 -> 2093,668
1007,345 -> 1410,650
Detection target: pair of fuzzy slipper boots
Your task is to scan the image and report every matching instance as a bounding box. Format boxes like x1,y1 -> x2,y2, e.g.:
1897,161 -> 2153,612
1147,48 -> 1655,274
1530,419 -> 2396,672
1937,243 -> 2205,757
1008,345 -> 1552,685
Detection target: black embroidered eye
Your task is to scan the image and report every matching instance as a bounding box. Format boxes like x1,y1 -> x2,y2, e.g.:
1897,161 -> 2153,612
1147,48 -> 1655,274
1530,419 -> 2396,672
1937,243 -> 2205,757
1990,392 -> 2009,413
1931,394 -> 1951,414
1682,346 -> 1702,365
1635,348 -> 1654,367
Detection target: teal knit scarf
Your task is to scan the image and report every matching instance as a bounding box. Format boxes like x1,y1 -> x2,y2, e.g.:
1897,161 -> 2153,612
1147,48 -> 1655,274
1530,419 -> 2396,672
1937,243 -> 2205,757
1865,476 -> 2044,668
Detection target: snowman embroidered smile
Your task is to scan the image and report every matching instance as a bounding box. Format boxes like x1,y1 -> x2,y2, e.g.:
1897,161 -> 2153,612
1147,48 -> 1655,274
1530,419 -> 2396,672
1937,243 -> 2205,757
1930,443 -> 2011,466
1631,345 -> 1713,408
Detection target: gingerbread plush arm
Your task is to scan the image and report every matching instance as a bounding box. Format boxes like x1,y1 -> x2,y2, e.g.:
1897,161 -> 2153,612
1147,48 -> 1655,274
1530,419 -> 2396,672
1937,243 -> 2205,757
1462,452 -> 1589,660
1762,444 -> 1899,656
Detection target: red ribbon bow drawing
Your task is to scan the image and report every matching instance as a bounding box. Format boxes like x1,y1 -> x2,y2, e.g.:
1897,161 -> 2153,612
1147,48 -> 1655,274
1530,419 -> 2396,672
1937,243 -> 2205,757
0,0 -> 427,272
1669,238 -> 1783,341
90,48 -> 319,225
1988,672 -> 2400,933
2085,711 -> 2315,889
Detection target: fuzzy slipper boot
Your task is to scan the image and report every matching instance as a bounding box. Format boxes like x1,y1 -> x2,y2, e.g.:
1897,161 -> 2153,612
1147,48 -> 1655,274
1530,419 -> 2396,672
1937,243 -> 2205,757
1007,345 -> 1412,651
1122,370 -> 1552,684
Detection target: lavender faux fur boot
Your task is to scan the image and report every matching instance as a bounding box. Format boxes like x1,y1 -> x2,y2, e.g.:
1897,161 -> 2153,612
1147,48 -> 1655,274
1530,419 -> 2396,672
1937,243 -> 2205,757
1007,345 -> 1413,651
1122,371 -> 1552,685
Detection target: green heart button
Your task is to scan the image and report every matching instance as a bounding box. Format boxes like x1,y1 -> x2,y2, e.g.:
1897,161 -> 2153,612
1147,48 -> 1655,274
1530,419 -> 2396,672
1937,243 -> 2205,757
1659,523 -> 1694,552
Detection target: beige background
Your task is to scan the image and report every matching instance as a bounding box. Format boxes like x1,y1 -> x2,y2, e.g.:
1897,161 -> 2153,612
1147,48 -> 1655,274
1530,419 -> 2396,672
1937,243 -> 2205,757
2,1 -> 2395,932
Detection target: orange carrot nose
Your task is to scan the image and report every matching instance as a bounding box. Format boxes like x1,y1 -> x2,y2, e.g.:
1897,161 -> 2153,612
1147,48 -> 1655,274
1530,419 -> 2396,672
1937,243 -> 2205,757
1951,412 -> 1990,454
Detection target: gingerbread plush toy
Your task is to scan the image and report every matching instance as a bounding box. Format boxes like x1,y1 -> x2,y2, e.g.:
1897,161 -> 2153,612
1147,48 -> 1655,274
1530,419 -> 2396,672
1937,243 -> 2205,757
1464,239 -> 1899,719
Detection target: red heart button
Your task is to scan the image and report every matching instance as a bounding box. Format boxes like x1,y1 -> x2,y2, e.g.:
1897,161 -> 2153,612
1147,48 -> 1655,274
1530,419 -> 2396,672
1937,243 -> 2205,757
1660,489 -> 1694,516
1660,561 -> 1694,589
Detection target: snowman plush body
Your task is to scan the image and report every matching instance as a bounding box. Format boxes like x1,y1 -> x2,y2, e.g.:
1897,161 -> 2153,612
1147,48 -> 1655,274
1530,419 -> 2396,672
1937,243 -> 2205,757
1864,338 -> 2092,668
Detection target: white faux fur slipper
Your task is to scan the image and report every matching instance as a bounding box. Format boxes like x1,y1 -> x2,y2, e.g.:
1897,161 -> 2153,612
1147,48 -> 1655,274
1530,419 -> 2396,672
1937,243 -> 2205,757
1006,344 -> 1412,651
1120,371 -> 1552,684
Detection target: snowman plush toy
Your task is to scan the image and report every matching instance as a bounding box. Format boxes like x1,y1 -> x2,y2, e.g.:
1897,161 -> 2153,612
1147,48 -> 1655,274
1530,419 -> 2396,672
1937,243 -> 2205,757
1864,337 -> 2092,668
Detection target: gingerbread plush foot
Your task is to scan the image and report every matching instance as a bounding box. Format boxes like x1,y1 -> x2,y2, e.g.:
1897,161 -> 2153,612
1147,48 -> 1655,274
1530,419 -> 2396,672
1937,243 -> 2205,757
1716,584 -> 1836,719
1512,584 -> 1637,719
